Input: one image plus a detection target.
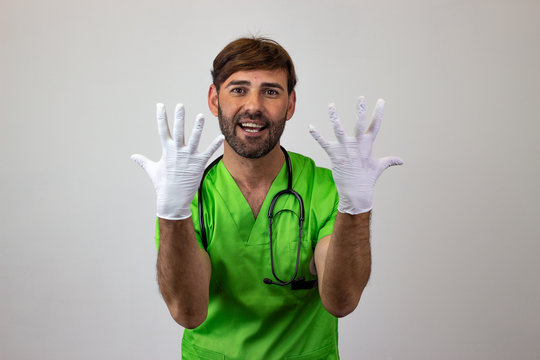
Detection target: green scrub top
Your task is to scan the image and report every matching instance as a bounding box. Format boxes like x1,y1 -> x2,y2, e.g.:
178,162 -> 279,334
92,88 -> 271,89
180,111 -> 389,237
156,152 -> 340,359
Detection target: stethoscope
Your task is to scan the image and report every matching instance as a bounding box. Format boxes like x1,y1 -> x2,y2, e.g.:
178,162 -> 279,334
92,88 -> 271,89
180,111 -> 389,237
198,146 -> 309,288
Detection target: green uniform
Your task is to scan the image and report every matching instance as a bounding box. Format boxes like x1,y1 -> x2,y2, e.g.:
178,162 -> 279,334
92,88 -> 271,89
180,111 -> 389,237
156,152 -> 340,359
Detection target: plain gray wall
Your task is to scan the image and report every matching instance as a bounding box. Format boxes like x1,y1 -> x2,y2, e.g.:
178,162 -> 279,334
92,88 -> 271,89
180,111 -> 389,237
1,0 -> 539,359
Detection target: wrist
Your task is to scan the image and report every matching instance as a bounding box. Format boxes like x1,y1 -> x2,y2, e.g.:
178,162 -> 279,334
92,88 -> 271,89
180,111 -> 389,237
157,212 -> 192,221
158,216 -> 193,225
157,204 -> 192,220
337,194 -> 373,215
157,194 -> 193,220
337,205 -> 373,215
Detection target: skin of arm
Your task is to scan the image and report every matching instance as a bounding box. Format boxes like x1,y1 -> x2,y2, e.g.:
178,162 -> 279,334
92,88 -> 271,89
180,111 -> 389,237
130,103 -> 223,329
314,211 -> 371,318
310,97 -> 402,318
157,217 -> 212,329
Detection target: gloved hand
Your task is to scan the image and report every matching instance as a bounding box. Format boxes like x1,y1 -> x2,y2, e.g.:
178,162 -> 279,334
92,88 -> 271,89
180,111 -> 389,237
131,103 -> 224,220
309,96 -> 403,214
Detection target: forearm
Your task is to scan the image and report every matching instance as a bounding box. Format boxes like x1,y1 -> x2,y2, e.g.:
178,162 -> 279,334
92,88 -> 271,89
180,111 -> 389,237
319,211 -> 371,317
157,217 -> 211,328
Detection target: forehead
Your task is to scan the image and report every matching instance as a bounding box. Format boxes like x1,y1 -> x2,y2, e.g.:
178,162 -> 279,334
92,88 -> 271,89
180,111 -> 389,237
223,69 -> 287,87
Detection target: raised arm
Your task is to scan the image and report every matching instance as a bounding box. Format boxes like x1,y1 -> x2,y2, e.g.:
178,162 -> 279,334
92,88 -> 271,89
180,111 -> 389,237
309,97 -> 402,317
131,103 -> 223,328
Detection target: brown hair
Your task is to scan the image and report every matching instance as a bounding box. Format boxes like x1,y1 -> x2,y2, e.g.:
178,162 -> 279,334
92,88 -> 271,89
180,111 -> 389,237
211,37 -> 297,94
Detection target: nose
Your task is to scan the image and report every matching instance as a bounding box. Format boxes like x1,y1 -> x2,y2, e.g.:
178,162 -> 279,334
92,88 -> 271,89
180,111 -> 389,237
243,92 -> 263,114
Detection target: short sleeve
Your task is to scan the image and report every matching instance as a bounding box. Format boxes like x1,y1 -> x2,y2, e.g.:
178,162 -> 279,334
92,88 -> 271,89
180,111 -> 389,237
154,217 -> 160,250
313,168 -> 339,242
317,205 -> 338,240
190,193 -> 205,250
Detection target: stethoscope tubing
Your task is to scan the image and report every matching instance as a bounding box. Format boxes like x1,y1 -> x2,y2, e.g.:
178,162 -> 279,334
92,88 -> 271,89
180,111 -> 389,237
198,146 -> 306,287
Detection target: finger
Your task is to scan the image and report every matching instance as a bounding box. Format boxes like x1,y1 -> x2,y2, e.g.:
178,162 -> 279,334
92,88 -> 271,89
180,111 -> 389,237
203,134 -> 225,158
355,96 -> 367,138
187,114 -> 205,153
156,103 -> 171,145
309,124 -> 331,150
172,103 -> 185,146
367,98 -> 385,139
328,103 -> 347,143
378,156 -> 404,176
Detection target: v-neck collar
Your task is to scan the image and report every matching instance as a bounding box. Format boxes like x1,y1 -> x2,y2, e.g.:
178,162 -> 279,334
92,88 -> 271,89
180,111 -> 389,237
213,159 -> 289,245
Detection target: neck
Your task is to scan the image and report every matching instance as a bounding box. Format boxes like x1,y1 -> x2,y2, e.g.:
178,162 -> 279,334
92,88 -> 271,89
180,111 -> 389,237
222,143 -> 285,190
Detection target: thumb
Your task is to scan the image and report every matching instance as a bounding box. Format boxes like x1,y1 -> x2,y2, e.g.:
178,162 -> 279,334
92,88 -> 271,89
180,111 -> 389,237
131,153 -> 151,169
309,124 -> 330,150
131,154 -> 159,189
379,156 -> 404,172
203,134 -> 225,158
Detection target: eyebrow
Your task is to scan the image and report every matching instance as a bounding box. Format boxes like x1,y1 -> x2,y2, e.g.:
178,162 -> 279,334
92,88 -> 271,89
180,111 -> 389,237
225,80 -> 285,91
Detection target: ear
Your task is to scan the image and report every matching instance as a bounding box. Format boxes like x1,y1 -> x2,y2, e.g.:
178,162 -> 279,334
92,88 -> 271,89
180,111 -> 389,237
208,84 -> 219,116
285,90 -> 296,121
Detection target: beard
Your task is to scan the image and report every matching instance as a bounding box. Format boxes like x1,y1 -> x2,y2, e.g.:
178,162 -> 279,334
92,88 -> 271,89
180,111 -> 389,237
217,104 -> 287,159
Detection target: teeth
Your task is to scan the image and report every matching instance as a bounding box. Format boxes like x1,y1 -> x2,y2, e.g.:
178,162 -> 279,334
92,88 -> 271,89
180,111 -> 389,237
241,122 -> 263,128
240,122 -> 264,133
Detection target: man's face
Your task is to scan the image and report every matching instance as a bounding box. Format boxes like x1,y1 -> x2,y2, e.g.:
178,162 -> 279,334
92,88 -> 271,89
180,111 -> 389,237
208,69 -> 296,159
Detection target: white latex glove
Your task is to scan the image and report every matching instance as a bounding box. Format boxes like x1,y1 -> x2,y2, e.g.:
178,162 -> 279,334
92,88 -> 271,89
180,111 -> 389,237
131,103 -> 224,220
309,96 -> 403,214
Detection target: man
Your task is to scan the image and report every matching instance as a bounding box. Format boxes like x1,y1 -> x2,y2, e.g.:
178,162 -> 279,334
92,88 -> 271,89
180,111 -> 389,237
132,37 -> 402,359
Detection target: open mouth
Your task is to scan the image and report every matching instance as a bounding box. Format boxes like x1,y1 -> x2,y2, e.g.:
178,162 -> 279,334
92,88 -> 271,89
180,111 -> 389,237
239,122 -> 266,133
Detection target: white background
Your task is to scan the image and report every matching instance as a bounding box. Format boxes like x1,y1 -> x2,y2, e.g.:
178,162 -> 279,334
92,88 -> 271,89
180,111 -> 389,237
1,0 -> 539,359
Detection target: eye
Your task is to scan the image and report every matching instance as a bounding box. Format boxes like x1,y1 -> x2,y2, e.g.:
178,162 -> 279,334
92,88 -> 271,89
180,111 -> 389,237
264,89 -> 279,96
231,87 -> 246,95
